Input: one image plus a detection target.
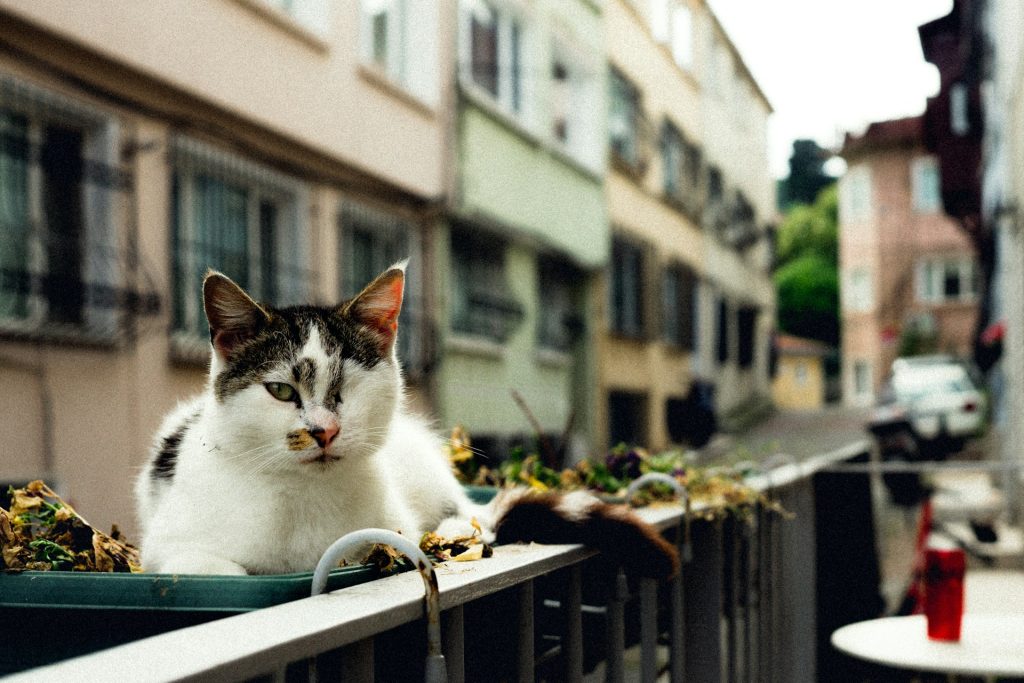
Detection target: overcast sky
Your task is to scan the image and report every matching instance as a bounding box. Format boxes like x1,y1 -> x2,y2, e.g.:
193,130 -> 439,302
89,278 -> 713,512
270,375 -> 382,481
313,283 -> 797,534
707,0 -> 954,178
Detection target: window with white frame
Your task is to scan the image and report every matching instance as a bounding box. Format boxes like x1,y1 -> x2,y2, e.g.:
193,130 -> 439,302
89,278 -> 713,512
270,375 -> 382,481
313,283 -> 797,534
461,0 -> 523,116
670,4 -> 693,69
360,0 -> 439,106
0,77 -> 125,340
171,138 -> 311,346
844,267 -> 873,312
841,166 -> 872,222
549,37 -> 601,170
916,257 -> 977,304
260,0 -> 330,35
853,360 -> 872,397
911,156 -> 941,213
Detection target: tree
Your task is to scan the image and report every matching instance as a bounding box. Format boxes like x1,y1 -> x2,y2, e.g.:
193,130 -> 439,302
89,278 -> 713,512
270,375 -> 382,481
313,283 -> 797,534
778,139 -> 834,210
774,184 -> 840,347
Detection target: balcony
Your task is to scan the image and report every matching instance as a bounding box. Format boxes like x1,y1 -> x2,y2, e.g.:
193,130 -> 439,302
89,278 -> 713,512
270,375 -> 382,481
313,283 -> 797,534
4,443 -> 874,682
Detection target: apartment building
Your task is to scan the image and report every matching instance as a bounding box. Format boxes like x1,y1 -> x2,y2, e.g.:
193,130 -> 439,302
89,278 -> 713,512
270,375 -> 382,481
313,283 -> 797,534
601,0 -> 774,450
434,0 -> 608,459
0,0 -> 454,534
839,116 -> 979,406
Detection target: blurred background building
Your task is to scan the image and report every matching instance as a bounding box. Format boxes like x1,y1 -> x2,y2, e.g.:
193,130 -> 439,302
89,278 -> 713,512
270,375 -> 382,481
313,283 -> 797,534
0,0 -> 776,533
838,115 -> 979,406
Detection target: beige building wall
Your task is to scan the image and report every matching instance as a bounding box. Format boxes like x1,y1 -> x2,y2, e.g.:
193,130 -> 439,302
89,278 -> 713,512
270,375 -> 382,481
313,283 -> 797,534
599,0 -> 774,450
772,355 -> 825,411
0,1 -> 454,536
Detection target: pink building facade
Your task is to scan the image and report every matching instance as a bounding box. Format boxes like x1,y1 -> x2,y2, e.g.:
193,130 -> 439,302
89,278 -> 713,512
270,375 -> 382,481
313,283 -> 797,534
839,117 -> 979,405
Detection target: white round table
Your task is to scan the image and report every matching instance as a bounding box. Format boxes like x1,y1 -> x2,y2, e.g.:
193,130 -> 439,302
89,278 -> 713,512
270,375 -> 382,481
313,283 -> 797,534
831,614 -> 1024,677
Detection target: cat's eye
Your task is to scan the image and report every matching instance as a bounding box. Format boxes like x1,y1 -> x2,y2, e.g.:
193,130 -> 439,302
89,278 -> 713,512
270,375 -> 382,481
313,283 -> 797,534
265,382 -> 298,403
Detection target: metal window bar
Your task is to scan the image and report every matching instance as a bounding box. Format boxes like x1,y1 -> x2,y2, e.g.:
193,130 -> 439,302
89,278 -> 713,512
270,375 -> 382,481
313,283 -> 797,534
0,73 -> 160,345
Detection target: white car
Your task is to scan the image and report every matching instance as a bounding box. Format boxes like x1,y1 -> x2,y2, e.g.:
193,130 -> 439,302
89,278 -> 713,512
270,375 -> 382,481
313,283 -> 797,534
889,362 -> 986,448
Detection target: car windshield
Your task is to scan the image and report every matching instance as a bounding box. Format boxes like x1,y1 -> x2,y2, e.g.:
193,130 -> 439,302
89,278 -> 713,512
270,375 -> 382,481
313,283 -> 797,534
892,368 -> 973,402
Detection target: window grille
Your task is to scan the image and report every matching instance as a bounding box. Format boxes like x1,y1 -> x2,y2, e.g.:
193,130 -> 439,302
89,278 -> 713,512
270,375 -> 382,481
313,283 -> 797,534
450,228 -> 523,343
339,200 -> 432,378
536,257 -> 584,352
0,75 -> 159,345
170,136 -> 313,353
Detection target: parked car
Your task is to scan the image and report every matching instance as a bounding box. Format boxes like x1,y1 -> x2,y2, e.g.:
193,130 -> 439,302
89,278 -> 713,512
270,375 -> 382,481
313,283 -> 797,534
884,358 -> 986,455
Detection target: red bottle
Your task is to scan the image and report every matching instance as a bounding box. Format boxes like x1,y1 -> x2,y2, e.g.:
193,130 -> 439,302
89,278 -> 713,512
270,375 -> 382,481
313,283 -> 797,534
924,541 -> 965,642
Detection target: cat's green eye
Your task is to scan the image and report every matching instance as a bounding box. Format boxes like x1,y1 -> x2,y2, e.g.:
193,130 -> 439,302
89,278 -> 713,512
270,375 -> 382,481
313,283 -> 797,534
265,382 -> 298,403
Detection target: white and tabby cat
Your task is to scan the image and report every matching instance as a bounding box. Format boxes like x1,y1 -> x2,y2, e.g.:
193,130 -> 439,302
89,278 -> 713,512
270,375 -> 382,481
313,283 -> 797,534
136,264 -> 677,578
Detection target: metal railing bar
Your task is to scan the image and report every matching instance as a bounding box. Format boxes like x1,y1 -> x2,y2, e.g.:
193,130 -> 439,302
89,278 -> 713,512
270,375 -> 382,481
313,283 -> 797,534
337,638 -> 373,683
442,606 -> 465,683
516,580 -> 535,683
669,557 -> 685,681
564,565 -> 584,683
605,570 -> 628,683
823,460 -> 1024,473
639,577 -> 659,683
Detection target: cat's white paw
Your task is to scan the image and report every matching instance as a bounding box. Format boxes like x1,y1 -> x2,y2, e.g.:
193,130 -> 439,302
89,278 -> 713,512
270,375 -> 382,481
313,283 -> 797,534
435,517 -> 495,544
148,551 -> 248,575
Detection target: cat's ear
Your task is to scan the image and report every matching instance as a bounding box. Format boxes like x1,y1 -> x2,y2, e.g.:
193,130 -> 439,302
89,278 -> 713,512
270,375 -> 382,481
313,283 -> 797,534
341,262 -> 405,355
203,270 -> 271,359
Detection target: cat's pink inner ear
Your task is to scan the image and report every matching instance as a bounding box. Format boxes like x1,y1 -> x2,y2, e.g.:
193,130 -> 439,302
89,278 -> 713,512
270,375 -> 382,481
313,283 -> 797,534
348,269 -> 404,351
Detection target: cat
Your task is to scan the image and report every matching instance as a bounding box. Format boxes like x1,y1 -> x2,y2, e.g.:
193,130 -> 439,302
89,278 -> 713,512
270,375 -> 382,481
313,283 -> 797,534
135,264 -> 678,579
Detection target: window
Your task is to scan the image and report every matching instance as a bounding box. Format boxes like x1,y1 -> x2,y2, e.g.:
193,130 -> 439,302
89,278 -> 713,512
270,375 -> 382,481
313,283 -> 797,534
911,156 -> 941,213
172,138 -> 311,347
716,297 -> 729,364
260,0 -> 330,35
662,263 -> 696,350
610,236 -> 645,338
450,228 -> 523,342
660,120 -> 701,216
549,38 -> 602,170
361,0 -> 439,105
670,4 -> 693,69
916,257 -> 977,304
609,68 -> 641,170
853,360 -> 872,397
844,268 -> 873,312
461,0 -> 523,115
608,391 -> 648,447
536,257 -> 582,352
841,166 -> 872,222
0,78 -> 128,341
950,82 -> 969,136
737,306 -> 757,369
340,201 -> 426,375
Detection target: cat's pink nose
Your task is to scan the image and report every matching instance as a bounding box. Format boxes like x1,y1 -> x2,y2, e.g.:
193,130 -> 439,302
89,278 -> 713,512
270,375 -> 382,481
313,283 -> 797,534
310,423 -> 339,448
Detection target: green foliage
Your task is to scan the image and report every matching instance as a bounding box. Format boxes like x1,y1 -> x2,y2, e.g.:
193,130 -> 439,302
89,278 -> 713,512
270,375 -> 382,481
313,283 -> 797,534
774,184 -> 840,346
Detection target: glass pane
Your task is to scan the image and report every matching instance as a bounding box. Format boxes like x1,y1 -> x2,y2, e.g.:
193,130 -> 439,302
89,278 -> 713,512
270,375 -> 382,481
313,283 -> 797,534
41,124 -> 85,325
943,262 -> 961,299
470,3 -> 499,97
259,200 -> 278,304
0,110 -> 30,320
192,175 -> 249,333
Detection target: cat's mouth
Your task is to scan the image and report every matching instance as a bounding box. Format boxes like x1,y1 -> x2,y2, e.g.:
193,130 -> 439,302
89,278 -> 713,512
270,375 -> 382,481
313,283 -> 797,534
298,451 -> 342,465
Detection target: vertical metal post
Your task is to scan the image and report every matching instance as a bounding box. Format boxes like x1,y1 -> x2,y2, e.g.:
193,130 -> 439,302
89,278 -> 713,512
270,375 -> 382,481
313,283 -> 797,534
640,577 -> 658,683
338,639 -> 374,683
669,546 -> 686,682
606,570 -> 628,683
517,580 -> 535,683
443,606 -> 465,683
685,518 -> 724,683
723,515 -> 738,683
565,565 -> 584,683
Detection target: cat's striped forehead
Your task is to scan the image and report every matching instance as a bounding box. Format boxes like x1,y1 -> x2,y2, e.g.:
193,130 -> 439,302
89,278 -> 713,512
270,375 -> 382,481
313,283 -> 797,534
213,304 -> 385,402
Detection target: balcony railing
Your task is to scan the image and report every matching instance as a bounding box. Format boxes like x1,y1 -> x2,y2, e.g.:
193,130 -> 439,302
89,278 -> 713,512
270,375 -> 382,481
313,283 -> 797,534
5,442 -> 874,682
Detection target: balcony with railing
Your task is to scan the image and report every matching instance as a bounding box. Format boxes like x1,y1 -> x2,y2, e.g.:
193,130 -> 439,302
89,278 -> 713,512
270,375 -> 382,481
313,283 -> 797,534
2,442 -> 877,682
